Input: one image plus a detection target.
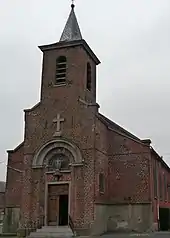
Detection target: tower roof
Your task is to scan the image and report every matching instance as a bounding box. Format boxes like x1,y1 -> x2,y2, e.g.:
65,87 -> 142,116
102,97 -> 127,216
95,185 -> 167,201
39,3 -> 100,65
60,4 -> 82,42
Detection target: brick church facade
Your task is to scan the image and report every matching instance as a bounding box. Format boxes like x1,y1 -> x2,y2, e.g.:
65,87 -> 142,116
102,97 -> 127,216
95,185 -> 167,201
3,3 -> 170,236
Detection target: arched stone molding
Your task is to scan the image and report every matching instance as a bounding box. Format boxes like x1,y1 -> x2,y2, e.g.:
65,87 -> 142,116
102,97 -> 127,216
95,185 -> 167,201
32,138 -> 84,168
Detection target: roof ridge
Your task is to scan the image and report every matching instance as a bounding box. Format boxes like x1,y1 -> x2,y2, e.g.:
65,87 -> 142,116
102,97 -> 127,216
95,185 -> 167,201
97,113 -> 140,141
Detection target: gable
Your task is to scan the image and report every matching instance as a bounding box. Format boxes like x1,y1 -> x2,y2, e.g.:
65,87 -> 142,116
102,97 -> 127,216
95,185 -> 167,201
7,141 -> 24,154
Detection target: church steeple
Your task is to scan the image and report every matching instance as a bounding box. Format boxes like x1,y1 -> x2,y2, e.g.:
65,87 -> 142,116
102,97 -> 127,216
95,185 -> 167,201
60,3 -> 82,42
39,1 -> 100,103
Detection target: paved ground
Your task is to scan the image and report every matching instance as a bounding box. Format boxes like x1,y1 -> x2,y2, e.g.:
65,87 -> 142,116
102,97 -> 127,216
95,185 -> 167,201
102,232 -> 170,238
0,232 -> 170,238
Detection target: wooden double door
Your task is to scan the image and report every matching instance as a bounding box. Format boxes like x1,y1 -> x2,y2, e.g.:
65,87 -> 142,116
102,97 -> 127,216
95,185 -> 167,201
48,184 -> 69,226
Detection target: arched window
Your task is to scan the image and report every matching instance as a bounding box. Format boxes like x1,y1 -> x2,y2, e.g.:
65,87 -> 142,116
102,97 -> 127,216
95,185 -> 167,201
56,56 -> 67,84
86,62 -> 92,91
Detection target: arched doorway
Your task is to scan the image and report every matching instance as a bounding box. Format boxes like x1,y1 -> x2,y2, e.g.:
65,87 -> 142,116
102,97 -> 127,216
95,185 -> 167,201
32,138 -> 83,226
47,183 -> 69,226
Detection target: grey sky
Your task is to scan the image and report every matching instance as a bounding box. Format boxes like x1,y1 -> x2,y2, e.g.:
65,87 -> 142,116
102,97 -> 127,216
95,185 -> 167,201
0,0 -> 170,181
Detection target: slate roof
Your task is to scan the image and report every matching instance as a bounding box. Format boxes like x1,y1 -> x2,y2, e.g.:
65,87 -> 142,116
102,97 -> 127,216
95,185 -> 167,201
97,113 -> 141,142
60,4 -> 82,42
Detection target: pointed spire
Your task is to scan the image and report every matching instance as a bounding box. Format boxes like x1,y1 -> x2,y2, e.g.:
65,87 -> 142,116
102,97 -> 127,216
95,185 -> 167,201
60,3 -> 82,42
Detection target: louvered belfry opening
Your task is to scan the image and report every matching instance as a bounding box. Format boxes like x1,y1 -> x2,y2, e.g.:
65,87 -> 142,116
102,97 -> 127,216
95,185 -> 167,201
86,62 -> 92,91
56,56 -> 67,84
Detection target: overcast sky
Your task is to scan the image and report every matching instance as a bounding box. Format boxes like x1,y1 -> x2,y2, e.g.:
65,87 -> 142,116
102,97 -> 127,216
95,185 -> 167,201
0,0 -> 170,181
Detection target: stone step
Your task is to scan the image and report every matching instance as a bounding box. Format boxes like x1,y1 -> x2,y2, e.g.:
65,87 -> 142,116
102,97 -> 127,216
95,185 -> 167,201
29,235 -> 72,238
28,226 -> 73,238
36,230 -> 73,234
29,233 -> 73,238
34,231 -> 73,235
41,225 -> 70,228
38,226 -> 72,233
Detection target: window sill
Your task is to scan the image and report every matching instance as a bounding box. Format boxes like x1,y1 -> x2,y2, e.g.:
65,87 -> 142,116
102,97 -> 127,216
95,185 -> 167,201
46,170 -> 71,174
53,83 -> 66,87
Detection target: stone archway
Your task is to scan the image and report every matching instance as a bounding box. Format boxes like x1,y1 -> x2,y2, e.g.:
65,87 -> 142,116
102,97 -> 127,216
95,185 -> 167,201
32,138 -> 83,226
32,138 -> 83,168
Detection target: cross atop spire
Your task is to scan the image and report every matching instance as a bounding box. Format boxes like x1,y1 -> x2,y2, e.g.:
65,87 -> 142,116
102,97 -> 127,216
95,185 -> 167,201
60,2 -> 82,42
71,0 -> 75,8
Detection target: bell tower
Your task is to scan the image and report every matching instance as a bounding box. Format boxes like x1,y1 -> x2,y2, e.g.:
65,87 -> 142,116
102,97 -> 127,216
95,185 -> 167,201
39,3 -> 100,106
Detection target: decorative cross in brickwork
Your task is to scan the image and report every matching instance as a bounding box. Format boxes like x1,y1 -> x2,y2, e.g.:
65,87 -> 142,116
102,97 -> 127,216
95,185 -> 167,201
53,114 -> 65,136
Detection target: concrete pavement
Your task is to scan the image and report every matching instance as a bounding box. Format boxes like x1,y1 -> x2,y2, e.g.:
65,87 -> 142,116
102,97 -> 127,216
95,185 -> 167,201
102,232 -> 170,238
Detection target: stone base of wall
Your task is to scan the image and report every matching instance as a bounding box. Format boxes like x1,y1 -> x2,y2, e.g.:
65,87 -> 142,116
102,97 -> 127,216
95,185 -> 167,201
92,203 -> 153,235
17,228 -> 36,238
75,228 -> 91,236
152,222 -> 158,231
3,207 -> 20,233
0,224 -> 2,234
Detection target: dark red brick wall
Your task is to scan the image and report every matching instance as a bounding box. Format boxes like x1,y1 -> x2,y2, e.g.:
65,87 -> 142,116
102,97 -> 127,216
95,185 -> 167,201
40,45 -> 96,105
94,118 -> 109,202
20,44 -> 99,230
151,152 -> 170,224
24,45 -> 97,155
94,117 -> 151,204
108,133 -> 151,203
5,144 -> 23,207
7,39 -> 170,234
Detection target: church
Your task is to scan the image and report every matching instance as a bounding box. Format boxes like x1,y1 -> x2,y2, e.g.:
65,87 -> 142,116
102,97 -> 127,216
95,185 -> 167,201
3,3 -> 170,236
